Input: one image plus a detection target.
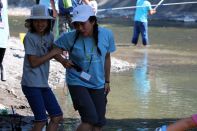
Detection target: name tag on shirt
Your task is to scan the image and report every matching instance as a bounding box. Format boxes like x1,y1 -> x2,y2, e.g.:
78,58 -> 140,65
80,71 -> 91,81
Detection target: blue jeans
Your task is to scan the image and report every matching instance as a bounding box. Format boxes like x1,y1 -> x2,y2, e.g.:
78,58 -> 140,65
132,21 -> 149,45
22,86 -> 63,122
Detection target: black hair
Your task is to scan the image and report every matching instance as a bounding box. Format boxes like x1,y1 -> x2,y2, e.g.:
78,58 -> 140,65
36,0 -> 40,4
25,19 -> 52,34
71,16 -> 101,55
0,0 -> 3,9
89,16 -> 101,55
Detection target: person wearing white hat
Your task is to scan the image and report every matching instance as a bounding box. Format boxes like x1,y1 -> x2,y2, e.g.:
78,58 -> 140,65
54,4 -> 116,131
50,0 -> 98,35
21,5 -> 63,131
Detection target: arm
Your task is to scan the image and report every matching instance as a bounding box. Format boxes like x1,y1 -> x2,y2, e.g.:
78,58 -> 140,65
50,0 -> 58,17
53,53 -> 74,68
167,117 -> 196,131
28,48 -> 62,68
104,53 -> 111,94
82,0 -> 90,5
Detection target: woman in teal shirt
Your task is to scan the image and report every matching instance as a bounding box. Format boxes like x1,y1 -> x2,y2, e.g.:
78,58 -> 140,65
132,0 -> 156,46
54,5 -> 116,131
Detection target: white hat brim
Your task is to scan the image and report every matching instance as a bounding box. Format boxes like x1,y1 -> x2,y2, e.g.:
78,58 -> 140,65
72,15 -> 90,23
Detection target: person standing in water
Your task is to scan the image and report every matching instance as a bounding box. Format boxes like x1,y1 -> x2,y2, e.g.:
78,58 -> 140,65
54,5 -> 116,131
131,0 -> 156,46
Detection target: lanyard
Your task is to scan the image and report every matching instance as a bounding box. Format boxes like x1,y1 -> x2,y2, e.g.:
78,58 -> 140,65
83,39 -> 96,73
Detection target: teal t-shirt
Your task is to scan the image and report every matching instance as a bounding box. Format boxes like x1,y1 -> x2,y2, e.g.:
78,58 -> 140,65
54,27 -> 116,89
134,0 -> 152,22
0,0 -> 9,48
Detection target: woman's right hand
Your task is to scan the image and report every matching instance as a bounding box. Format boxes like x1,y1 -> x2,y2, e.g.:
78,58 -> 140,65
51,48 -> 63,56
62,60 -> 74,68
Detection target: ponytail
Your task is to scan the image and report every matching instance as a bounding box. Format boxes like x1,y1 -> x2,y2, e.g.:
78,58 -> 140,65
89,16 -> 101,55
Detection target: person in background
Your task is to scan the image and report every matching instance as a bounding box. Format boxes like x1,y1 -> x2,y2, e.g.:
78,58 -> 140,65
88,0 -> 98,14
75,0 -> 98,14
131,0 -> 156,46
54,5 -> 116,131
51,0 -> 73,35
38,0 -> 58,30
0,0 -> 9,81
155,114 -> 197,131
50,0 -> 97,35
21,5 -> 63,131
39,0 -> 58,18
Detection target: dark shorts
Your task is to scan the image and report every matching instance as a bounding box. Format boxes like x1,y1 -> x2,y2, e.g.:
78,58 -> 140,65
68,85 -> 107,127
22,85 -> 63,122
0,48 -> 6,64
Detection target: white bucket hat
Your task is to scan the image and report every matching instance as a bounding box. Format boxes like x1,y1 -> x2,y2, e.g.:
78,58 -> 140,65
72,5 -> 95,23
26,5 -> 53,20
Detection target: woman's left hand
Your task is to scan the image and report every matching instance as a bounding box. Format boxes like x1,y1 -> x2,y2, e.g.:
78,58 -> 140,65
104,83 -> 110,95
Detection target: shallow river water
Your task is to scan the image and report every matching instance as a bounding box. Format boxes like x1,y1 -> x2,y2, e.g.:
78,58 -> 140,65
9,16 -> 197,131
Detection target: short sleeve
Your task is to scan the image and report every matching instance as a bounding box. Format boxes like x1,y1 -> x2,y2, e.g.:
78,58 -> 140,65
145,1 -> 152,11
54,31 -> 76,51
23,34 -> 37,55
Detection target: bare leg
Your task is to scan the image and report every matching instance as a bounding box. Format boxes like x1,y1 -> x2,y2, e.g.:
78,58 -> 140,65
31,121 -> 46,131
76,122 -> 93,131
167,117 -> 196,131
46,115 -> 63,131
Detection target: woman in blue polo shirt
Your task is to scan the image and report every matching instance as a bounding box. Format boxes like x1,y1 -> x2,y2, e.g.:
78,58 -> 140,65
54,5 -> 116,131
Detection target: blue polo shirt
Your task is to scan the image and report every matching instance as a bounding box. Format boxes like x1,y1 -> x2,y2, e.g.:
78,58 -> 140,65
134,0 -> 152,22
0,0 -> 9,48
54,27 -> 116,89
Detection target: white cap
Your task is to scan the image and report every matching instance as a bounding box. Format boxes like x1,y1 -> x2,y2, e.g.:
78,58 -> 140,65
72,5 -> 95,23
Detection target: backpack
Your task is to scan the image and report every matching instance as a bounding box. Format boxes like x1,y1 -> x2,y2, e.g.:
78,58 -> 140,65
59,0 -> 83,15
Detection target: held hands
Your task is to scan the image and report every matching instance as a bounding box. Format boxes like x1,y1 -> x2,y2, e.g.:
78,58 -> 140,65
61,60 -> 75,68
50,48 -> 63,56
